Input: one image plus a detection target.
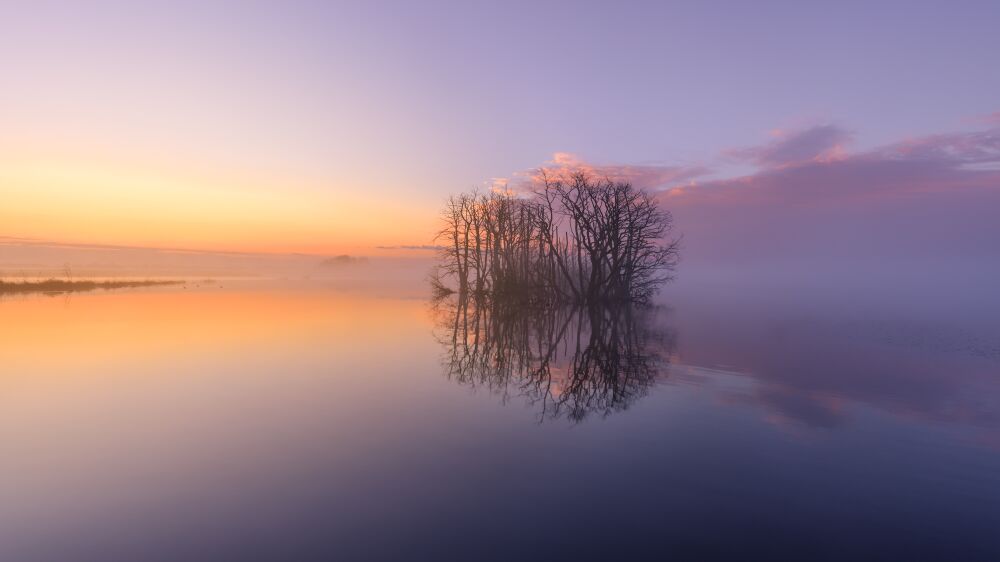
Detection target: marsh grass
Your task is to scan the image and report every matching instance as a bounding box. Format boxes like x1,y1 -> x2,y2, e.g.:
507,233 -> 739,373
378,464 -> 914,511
0,278 -> 183,296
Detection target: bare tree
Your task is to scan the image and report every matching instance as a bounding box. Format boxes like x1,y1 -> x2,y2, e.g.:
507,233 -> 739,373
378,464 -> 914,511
433,172 -> 679,304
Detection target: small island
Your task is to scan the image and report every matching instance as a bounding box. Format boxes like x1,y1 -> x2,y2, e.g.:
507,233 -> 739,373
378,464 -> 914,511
432,172 -> 680,304
319,255 -> 369,267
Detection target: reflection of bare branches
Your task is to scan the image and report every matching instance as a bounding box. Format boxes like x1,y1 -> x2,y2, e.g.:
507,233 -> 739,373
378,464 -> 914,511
431,295 -> 675,423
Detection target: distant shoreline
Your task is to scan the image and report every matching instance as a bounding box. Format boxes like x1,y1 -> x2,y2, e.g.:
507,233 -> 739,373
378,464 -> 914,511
0,279 -> 184,296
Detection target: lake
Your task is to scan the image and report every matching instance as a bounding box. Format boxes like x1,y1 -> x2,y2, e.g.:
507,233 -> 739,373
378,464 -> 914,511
1,275 -> 998,561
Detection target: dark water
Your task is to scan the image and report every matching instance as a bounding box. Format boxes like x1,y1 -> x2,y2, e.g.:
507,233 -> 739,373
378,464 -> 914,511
1,277 -> 998,561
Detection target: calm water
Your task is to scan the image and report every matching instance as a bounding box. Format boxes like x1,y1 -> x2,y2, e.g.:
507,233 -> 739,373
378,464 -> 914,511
1,277 -> 998,561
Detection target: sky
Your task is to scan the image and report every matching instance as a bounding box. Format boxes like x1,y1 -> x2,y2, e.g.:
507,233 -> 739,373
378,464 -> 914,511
1,0 -> 998,261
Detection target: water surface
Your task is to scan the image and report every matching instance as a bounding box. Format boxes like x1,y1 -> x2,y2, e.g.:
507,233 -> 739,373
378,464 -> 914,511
2,279 -> 998,561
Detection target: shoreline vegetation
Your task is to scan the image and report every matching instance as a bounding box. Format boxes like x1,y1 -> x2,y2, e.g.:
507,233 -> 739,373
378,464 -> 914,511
0,278 -> 184,296
432,172 -> 680,305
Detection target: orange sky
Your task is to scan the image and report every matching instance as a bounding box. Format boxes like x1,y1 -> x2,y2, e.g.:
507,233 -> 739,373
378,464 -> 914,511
3,2 -> 995,259
0,145 -> 438,255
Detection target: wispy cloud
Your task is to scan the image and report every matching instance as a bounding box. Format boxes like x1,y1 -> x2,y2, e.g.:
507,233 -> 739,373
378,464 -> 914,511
661,120 -> 1000,262
669,122 -> 1000,205
375,244 -> 445,251
724,124 -> 853,168
877,127 -> 1000,167
969,110 -> 1000,126
505,117 -> 1000,264
0,236 -> 290,257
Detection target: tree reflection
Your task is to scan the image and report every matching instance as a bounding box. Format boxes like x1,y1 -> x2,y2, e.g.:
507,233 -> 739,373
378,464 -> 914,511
432,295 -> 675,422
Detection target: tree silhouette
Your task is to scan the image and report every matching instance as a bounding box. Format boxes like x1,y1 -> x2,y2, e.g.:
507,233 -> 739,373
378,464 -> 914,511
433,172 -> 680,304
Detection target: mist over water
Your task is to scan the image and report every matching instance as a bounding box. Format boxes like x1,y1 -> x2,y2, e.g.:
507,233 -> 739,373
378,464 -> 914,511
1,253 -> 998,560
0,237 -> 435,292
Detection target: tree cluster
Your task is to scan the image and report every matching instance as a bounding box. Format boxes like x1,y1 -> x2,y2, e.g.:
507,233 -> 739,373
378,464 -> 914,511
434,172 -> 680,304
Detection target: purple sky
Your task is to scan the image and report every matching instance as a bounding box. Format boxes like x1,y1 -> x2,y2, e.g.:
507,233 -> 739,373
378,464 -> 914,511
1,0 -> 998,260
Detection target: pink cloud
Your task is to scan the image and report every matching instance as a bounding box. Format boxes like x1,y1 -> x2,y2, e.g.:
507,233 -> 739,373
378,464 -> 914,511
877,127 -> 1000,165
662,124 -> 1000,263
968,110 -> 1000,126
724,124 -> 854,168
512,152 -> 708,191
504,122 -> 1000,264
